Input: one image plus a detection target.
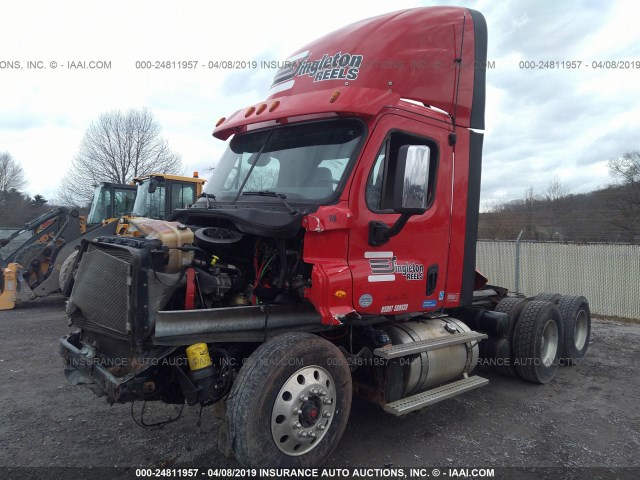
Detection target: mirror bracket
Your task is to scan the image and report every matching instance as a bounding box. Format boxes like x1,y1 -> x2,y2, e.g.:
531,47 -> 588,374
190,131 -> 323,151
368,214 -> 412,246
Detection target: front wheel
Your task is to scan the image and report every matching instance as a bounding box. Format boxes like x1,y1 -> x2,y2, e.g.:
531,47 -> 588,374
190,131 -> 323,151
226,332 -> 352,467
58,250 -> 78,294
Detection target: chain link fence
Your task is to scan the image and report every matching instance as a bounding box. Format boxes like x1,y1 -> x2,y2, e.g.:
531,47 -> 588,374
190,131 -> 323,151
476,240 -> 640,319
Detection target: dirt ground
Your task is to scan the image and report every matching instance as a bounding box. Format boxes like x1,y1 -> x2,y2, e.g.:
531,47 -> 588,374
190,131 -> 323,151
1,295 -> 639,478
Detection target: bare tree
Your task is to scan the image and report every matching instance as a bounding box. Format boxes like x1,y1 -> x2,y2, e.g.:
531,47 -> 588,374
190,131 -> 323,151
609,150 -> 640,185
0,152 -> 27,192
524,186 -> 538,239
606,150 -> 640,242
545,175 -> 568,202
543,175 -> 568,239
56,108 -> 183,206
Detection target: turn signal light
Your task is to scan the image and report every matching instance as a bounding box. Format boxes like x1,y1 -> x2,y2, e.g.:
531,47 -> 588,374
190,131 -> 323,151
334,290 -> 347,299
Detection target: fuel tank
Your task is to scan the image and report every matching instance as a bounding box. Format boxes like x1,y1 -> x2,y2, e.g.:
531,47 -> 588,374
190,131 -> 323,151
385,317 -> 479,395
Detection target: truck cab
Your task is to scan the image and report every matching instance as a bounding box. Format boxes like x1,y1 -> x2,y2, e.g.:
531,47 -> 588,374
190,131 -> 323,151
132,173 -> 206,220
59,7 -> 591,468
86,182 -> 137,226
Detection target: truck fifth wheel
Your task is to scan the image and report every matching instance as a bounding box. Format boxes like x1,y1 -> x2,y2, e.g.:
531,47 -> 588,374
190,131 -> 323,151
59,6 -> 591,467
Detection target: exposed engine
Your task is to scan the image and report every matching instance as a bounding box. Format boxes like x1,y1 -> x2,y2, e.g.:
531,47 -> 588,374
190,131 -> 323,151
62,216 -> 316,405
62,217 -> 482,410
132,217 -> 309,309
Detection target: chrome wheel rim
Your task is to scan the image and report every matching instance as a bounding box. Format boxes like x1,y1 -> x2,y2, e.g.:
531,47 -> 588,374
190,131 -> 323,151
574,310 -> 588,350
271,366 -> 337,456
540,319 -> 559,367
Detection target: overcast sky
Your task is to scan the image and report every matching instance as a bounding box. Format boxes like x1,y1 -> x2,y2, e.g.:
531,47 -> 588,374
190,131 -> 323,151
1,0 -> 639,208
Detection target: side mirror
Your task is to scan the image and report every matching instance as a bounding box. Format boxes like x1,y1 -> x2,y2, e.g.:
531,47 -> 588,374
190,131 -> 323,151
392,145 -> 430,214
148,179 -> 158,193
369,144 -> 431,246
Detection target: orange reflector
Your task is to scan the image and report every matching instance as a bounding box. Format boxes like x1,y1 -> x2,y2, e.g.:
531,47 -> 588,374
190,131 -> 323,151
329,90 -> 340,103
334,290 -> 347,299
245,106 -> 256,118
215,117 -> 226,127
256,103 -> 267,115
269,100 -> 280,112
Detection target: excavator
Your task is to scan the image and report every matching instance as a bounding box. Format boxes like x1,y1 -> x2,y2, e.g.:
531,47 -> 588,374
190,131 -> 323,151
0,173 -> 205,310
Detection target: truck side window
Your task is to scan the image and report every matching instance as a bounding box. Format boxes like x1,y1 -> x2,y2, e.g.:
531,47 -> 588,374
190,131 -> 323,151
365,132 -> 438,212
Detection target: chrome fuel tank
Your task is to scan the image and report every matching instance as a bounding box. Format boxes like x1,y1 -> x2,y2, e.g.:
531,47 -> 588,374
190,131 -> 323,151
385,318 -> 479,395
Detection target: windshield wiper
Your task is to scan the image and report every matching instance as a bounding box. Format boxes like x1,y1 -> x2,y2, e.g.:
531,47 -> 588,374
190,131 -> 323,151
242,191 -> 298,215
199,192 -> 216,208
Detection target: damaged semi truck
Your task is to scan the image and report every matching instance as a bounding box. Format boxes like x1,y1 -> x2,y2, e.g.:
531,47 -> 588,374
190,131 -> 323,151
60,7 -> 591,467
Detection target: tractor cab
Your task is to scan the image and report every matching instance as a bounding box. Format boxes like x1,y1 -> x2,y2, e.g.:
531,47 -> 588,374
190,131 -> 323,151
132,173 -> 205,219
86,182 -> 137,226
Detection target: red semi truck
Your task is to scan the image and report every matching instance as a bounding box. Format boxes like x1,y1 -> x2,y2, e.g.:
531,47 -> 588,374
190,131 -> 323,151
60,7 -> 591,467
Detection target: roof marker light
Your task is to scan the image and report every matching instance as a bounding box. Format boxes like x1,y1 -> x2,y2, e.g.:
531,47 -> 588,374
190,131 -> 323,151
256,103 -> 267,115
215,117 -> 226,127
269,100 -> 280,112
329,90 -> 340,103
245,106 -> 256,118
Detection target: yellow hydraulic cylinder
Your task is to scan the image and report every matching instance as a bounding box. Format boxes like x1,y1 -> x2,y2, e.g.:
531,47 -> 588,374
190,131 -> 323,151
186,343 -> 213,371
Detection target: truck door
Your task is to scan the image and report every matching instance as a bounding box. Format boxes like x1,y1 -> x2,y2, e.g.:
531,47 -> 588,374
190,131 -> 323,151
348,114 -> 453,316
167,181 -> 197,214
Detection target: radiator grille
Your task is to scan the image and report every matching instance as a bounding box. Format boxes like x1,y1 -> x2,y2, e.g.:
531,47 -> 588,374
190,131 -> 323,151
71,248 -> 131,335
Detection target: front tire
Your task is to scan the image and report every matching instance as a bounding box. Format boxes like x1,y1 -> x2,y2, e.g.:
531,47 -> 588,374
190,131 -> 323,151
58,250 -> 78,294
226,332 -> 352,467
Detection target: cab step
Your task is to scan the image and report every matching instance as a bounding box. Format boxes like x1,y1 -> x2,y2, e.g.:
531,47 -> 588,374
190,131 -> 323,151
384,375 -> 489,416
373,331 -> 487,359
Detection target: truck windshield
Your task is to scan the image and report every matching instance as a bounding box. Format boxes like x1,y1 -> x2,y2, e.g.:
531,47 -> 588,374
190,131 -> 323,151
132,181 -> 166,219
204,119 -> 364,202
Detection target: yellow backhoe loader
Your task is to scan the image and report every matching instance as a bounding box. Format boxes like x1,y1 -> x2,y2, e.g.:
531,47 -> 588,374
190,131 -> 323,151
1,173 -> 205,310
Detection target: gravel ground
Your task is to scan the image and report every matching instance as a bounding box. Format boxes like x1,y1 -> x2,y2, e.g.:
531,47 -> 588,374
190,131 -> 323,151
0,295 -> 638,478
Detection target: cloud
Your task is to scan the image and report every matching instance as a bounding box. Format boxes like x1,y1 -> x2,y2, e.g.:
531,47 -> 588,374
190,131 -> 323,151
471,0 -> 640,205
0,0 -> 638,211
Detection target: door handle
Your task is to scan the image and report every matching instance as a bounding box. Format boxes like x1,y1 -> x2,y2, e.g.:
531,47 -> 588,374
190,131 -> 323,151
426,264 -> 438,296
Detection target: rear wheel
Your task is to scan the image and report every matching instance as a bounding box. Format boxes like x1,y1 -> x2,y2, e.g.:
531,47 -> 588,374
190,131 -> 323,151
226,332 -> 352,467
557,295 -> 591,363
493,297 -> 528,376
513,300 -> 563,384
